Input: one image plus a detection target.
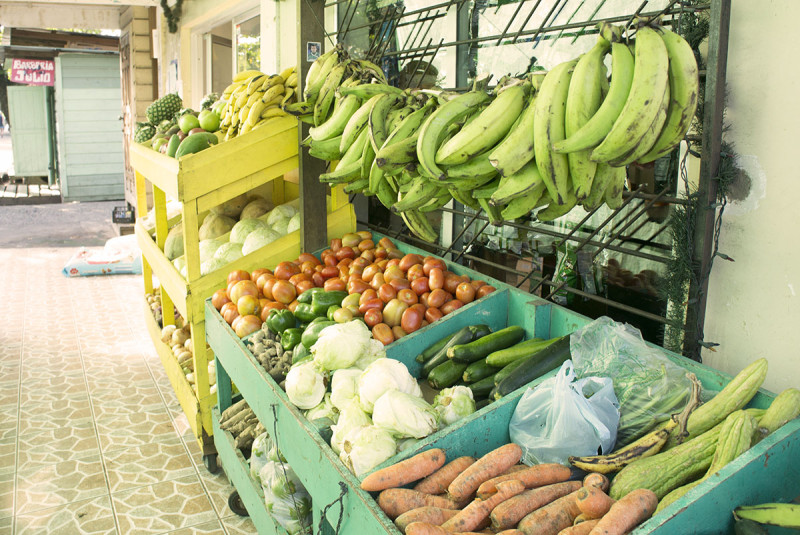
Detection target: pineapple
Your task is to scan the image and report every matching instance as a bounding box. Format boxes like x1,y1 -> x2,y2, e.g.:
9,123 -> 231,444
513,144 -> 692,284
134,122 -> 156,143
146,93 -> 183,124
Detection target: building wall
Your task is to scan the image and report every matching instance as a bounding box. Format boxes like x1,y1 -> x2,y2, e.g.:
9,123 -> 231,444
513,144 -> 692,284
701,0 -> 800,392
55,54 -> 125,202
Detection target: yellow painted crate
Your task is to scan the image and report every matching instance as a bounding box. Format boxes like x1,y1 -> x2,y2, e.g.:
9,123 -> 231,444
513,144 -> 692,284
132,117 -> 355,469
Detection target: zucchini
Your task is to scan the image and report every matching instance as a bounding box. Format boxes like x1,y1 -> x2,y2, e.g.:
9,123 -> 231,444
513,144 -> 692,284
416,330 -> 458,364
495,335 -> 571,397
428,359 -> 468,389
485,337 -> 559,367
463,358 -> 498,383
475,398 -> 492,410
467,374 -> 497,398
422,325 -> 490,377
448,326 -> 525,364
494,357 -> 529,386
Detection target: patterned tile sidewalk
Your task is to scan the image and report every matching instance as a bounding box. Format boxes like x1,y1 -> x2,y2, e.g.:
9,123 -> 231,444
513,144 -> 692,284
0,247 -> 256,534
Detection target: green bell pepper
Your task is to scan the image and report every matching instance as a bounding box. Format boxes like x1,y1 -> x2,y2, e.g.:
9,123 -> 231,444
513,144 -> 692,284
266,309 -> 296,335
326,305 -> 340,321
294,303 -> 322,323
292,343 -> 311,364
301,320 -> 335,349
297,287 -> 325,304
281,328 -> 303,351
311,290 -> 349,310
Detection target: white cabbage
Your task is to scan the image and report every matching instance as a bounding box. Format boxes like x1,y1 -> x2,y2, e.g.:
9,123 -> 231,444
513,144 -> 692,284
164,223 -> 184,260
330,401 -> 372,455
172,256 -> 186,273
240,197 -> 273,220
285,361 -> 327,410
198,213 -> 236,241
358,359 -> 422,413
230,218 -> 268,244
372,390 -> 439,439
198,238 -> 224,262
213,242 -> 243,263
268,203 -> 298,226
210,193 -> 249,218
200,257 -> 225,276
312,321 -> 373,371
286,213 -> 301,234
330,368 -> 363,411
272,216 -> 290,236
397,437 -> 421,453
353,338 -> 386,370
433,385 -> 477,426
242,227 -> 281,256
340,426 -> 397,477
304,393 -> 339,423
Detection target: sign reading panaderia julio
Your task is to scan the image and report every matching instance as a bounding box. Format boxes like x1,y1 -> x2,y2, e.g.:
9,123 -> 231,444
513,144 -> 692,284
10,58 -> 55,86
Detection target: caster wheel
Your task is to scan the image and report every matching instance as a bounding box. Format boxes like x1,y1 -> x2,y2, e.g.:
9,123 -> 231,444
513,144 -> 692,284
228,490 -> 248,517
203,453 -> 219,474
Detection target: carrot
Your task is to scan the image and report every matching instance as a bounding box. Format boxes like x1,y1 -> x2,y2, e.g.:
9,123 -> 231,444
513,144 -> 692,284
502,464 -> 529,475
414,456 -> 477,495
496,530 -> 525,535
557,519 -> 599,534
448,443 -> 523,503
588,488 -> 657,535
476,463 -> 573,499
582,473 -> 609,492
516,489 -> 583,535
378,488 -> 459,520
491,481 -> 582,531
442,480 -> 525,532
575,486 -> 615,519
404,523 -> 491,535
395,507 -> 460,533
573,513 -> 591,524
362,448 -> 447,492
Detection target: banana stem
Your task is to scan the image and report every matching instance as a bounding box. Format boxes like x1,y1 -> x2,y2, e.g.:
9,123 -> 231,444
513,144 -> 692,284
671,373 -> 703,444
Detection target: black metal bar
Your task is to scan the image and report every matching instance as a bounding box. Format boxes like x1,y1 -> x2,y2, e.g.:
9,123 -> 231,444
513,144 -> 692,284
453,220 -> 490,262
553,202 -> 605,250
636,224 -> 669,251
625,190 -> 689,206
570,0 -> 609,44
509,0 -> 544,46
529,0 -> 567,49
567,186 -> 644,257
365,5 -> 396,58
339,0 -> 362,43
495,0 -> 527,47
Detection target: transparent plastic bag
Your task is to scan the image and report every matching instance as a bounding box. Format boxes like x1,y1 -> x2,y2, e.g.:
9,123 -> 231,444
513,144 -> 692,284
249,432 -> 273,487
570,316 -> 693,446
509,361 -> 620,465
260,460 -> 312,535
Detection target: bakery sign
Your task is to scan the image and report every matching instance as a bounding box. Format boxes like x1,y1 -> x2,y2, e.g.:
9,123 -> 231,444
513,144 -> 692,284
10,58 -> 55,86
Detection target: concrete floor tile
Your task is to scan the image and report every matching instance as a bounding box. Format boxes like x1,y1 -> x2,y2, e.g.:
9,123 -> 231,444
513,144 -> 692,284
16,422 -> 99,472
95,409 -> 177,454
0,471 -> 13,519
14,495 -> 115,535
103,437 -> 194,494
220,515 -> 257,535
15,455 -> 106,515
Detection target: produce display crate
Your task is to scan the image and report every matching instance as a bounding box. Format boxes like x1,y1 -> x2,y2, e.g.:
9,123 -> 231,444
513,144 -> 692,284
132,116 -> 356,470
205,234 -> 800,533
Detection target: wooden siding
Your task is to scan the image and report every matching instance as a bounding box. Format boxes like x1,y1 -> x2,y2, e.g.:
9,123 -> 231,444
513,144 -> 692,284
55,54 -> 125,202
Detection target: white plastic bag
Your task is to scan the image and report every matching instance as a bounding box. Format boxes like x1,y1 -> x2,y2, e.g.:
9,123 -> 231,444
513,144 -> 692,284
509,360 -> 620,465
249,432 -> 273,487
260,460 -> 312,535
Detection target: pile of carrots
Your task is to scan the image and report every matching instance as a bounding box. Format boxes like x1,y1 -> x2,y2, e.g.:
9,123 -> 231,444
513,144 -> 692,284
360,444 -> 658,535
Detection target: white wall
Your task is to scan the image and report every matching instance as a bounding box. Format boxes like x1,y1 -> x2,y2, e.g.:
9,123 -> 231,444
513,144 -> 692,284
702,0 -> 800,393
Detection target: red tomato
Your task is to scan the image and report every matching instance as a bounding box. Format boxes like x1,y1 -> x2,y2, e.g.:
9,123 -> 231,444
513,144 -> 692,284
428,268 -> 444,290
351,257 -> 369,269
370,273 -> 387,291
256,272 -> 275,293
406,264 -> 425,281
289,273 -> 311,286
347,278 -> 370,295
324,277 -> 346,292
271,280 -> 297,304
382,299 -> 408,327
401,307 -> 423,333
237,295 -> 261,317
330,238 -> 342,252
410,277 -> 430,296
235,315 -> 262,338
230,280 -> 258,304
227,270 -> 251,285
260,301 -> 285,322
357,230 -> 372,241
388,277 -> 411,292
363,308 -> 383,328
324,254 -> 338,267
335,246 -> 356,261
358,298 -> 384,315
423,258 -> 446,276
425,307 -> 443,323
358,239 -> 375,252
297,253 -> 320,265
476,285 -> 497,298
261,278 -> 277,301
374,247 -> 388,260
444,274 -> 466,294
319,266 -> 339,280
392,326 -> 407,340
250,268 -> 271,282
360,249 -> 376,263
212,289 -> 230,311
441,299 -> 464,315
378,283 -> 397,303
372,323 -> 394,345
341,233 -> 360,248
427,289 -> 448,309
361,264 -> 381,283
274,261 -> 301,281
397,288 -> 419,306
470,280 -> 486,291
376,259 -> 389,270
359,289 -> 378,305
384,265 -> 404,283
378,237 -> 395,249
456,282 -> 476,303
221,302 -> 239,324
300,261 -> 317,275
419,292 -> 431,308
311,272 -> 325,288
398,253 -> 424,273
287,300 -> 299,313
295,280 -> 315,295
386,248 -> 404,260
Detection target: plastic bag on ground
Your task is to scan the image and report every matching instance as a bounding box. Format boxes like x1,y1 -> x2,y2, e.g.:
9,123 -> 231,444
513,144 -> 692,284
509,360 -> 619,465
249,432 -> 273,487
569,316 -> 693,446
259,460 -> 312,535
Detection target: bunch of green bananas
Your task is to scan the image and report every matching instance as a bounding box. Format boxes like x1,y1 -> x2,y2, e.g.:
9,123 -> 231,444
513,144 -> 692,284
299,19 -> 698,244
212,66 -> 299,140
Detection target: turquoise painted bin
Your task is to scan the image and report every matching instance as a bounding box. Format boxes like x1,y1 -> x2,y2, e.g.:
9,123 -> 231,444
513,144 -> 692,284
206,234 -> 800,534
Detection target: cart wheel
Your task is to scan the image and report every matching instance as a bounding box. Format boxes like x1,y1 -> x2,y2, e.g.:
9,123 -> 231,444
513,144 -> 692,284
228,490 -> 249,517
203,453 -> 219,474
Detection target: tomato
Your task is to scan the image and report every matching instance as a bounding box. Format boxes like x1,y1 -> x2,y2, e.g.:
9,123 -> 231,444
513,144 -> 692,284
320,249 -> 334,260
250,268 -> 271,282
348,264 -> 364,279
423,258 -> 446,275
425,307 -> 443,323
288,300 -> 299,313
372,323 -> 395,346
401,307 -> 423,334
262,278 -> 277,300
398,253 -> 424,273
428,268 -> 444,290
386,258 -> 401,270
300,260 -> 317,275
359,289 -> 378,305
361,263 -> 381,283
410,277 -> 430,296
311,272 -> 325,288
470,280 -> 486,291
230,280 -> 258,304
370,273 -> 386,291
406,264 -> 425,281
382,299 -> 408,327
338,257 -> 354,268
297,253 -> 320,265
336,247 -> 356,261
388,277 -> 411,292
274,261 -> 301,281
441,299 -> 464,315
352,256 -> 369,269
289,273 -> 311,286
347,278 -> 370,295
260,301 -> 285,322
212,289 -> 230,311
377,283 -> 397,303
360,249 -> 376,263
324,254 -> 338,267
320,277 -> 342,292
221,302 -> 239,324
386,248 -> 403,260
397,288 -> 418,306
346,304 -> 360,317
358,298 -> 384,315
341,233 -> 360,248
342,293 -> 361,308
271,280 -> 297,304
384,265 -> 404,283
319,266 -> 338,280
392,326 -> 407,340
295,280 -> 315,295
427,289 -> 448,309
237,294 -> 261,317
374,247 -> 388,260
227,270 -> 251,285
358,239 -> 375,252
330,238 -> 342,252
338,266 -> 349,280
444,274 -> 466,294
376,259 -> 389,270
476,285 -> 497,298
231,315 -> 243,332
378,237 -> 395,249
357,230 -> 372,241
226,281 -> 237,300
333,307 -> 354,323
419,292 -> 430,308
256,272 -> 274,293
456,282 -> 476,303
364,308 -> 383,328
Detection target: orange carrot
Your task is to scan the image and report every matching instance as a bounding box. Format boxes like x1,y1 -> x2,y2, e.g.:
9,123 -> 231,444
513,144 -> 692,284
414,456 -> 477,495
491,481 -> 582,531
378,488 -> 459,520
476,463 -> 573,499
448,443 -> 523,503
496,530 -> 525,535
588,488 -> 657,535
575,486 -> 615,519
405,523 -> 491,535
582,473 -> 609,492
442,480 -> 525,532
502,464 -> 529,475
362,448 -> 447,492
557,519 -> 600,534
573,513 -> 591,524
395,507 -> 460,533
516,489 -> 583,535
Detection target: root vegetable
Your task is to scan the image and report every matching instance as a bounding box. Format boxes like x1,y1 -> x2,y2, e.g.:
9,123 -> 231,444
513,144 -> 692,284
378,489 -> 460,519
587,489 -> 657,535
172,328 -> 190,346
516,489 -> 583,535
582,474 -> 609,493
395,507 -> 460,533
414,456 -> 477,495
558,520 -> 599,534
575,486 -> 615,519
491,481 -> 582,531
362,449 -> 447,492
161,325 -> 177,343
477,463 -> 572,500
443,480 -> 525,532
448,443 -> 522,503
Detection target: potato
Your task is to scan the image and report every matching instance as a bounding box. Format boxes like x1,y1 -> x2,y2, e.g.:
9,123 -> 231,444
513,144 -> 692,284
172,329 -> 190,346
161,325 -> 177,343
172,344 -> 184,355
184,338 -> 193,354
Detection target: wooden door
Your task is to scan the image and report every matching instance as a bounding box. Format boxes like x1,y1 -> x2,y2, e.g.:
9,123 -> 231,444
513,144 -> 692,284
7,86 -> 50,177
119,31 -> 137,210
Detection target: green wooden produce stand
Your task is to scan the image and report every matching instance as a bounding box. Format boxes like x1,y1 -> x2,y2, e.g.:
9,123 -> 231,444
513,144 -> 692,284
205,233 -> 800,534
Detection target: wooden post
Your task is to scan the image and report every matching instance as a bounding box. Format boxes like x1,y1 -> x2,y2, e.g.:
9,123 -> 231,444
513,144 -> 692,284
297,0 -> 330,253
683,0 -> 732,360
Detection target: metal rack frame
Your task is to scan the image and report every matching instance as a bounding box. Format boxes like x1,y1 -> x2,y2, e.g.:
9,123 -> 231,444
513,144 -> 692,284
297,0 -> 730,360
